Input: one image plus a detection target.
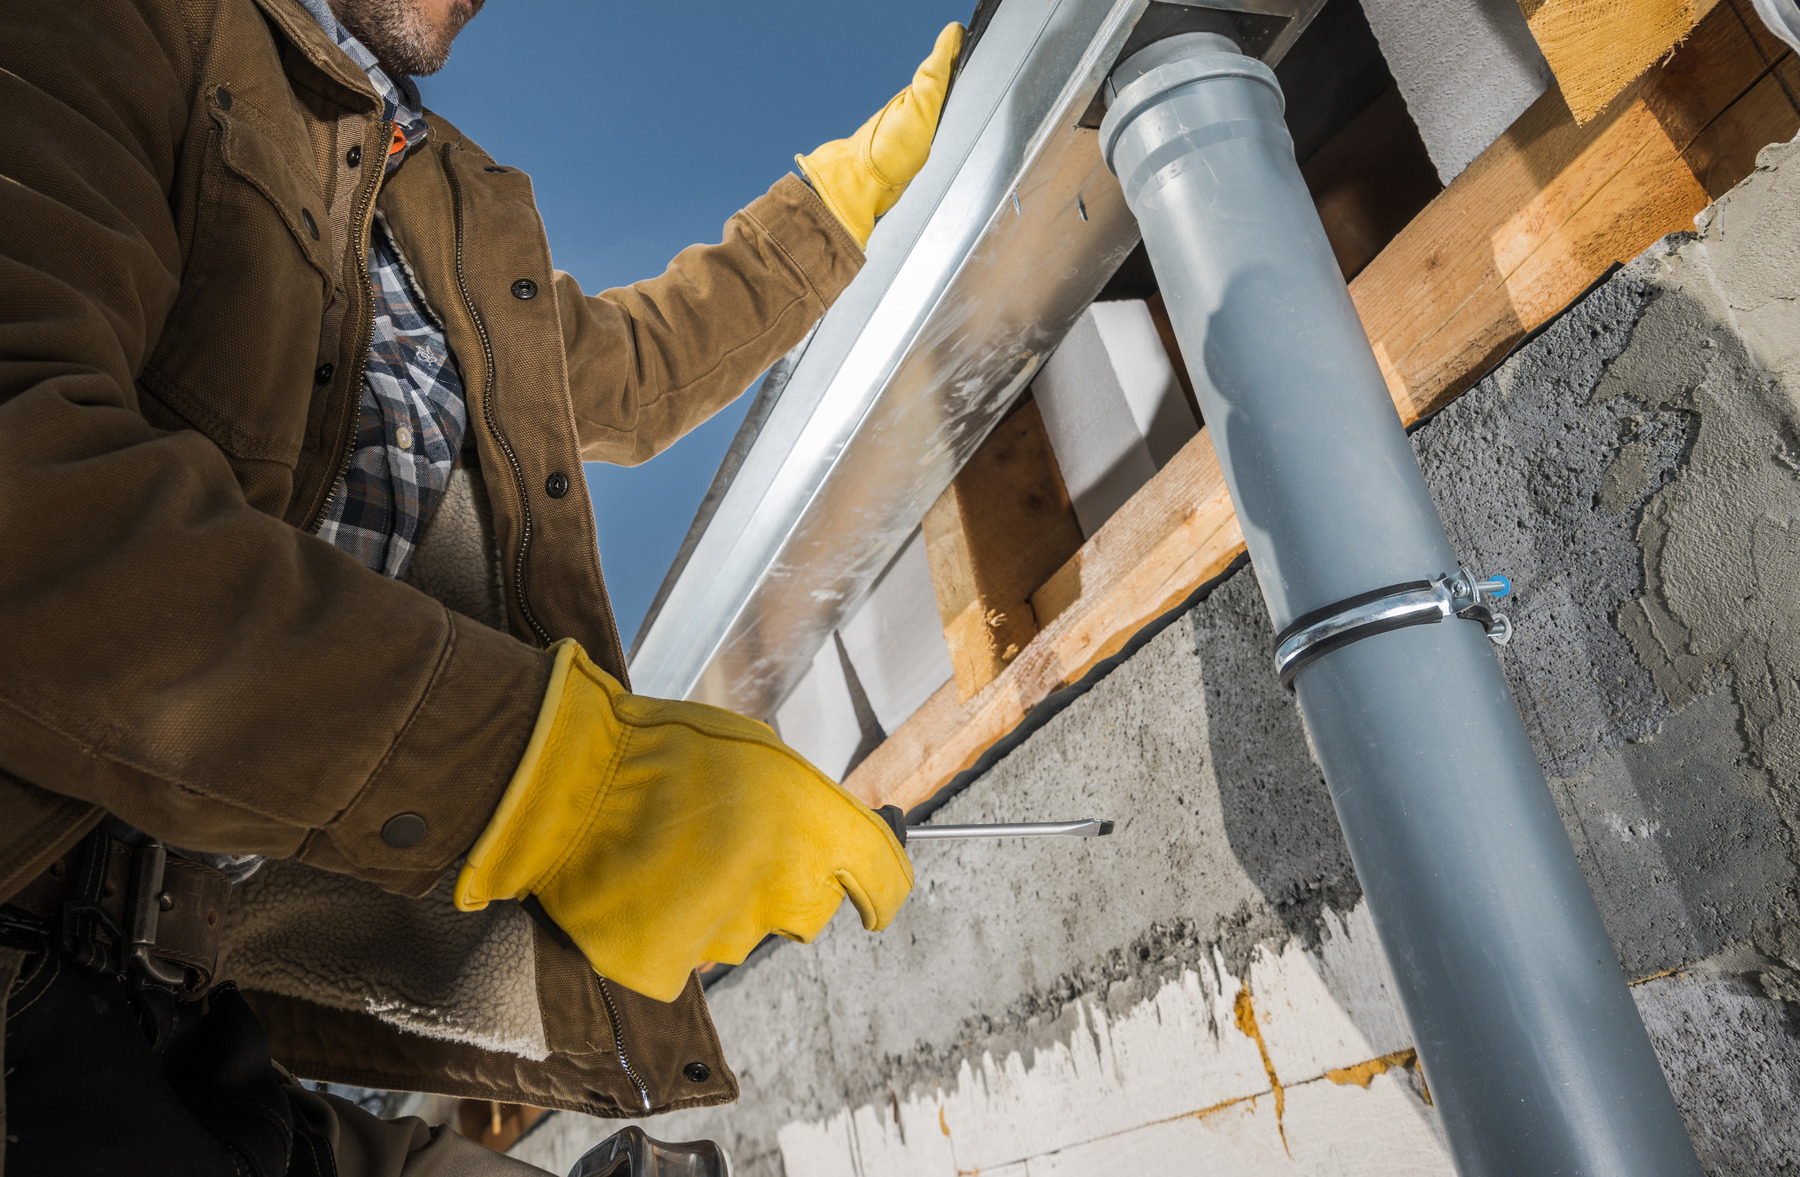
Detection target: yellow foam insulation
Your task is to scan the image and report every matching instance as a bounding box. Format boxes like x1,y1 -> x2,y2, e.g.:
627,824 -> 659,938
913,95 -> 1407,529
1325,1048 -> 1434,1106
1324,1049 -> 1418,1088
1232,989 -> 1290,1152
1517,0 -> 1723,122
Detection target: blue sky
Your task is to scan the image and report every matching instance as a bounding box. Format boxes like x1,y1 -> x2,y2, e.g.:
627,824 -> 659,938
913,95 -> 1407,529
419,1 -> 968,649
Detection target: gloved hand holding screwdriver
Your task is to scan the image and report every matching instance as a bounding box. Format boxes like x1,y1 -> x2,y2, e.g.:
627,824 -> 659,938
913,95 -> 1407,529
457,641 -> 914,1002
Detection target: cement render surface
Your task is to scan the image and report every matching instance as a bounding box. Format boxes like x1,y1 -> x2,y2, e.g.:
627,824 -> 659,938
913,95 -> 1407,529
1413,258 -> 1798,985
1635,962 -> 1800,1174
517,145 -> 1800,1176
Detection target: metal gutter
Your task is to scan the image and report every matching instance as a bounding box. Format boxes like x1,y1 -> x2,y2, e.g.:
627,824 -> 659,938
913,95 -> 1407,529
630,0 -> 1325,715
627,329 -> 812,663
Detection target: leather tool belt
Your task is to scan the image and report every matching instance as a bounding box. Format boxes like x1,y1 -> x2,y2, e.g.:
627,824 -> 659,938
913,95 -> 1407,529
6,830 -> 232,997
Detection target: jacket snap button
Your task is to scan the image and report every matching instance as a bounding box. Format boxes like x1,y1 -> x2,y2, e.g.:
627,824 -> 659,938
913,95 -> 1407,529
683,1062 -> 711,1083
545,471 -> 569,499
346,145 -> 362,168
511,278 -> 538,300
314,362 -> 334,385
302,208 -> 319,240
381,813 -> 428,849
216,87 -> 233,110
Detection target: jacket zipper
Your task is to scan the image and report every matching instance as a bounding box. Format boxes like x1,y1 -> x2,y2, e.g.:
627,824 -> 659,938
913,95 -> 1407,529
320,131 -> 649,1110
452,141 -> 643,1101
441,148 -> 552,646
597,978 -> 652,1113
306,120 -> 390,534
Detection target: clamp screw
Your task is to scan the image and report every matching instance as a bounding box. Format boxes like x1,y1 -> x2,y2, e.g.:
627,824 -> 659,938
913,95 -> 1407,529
1487,614 -> 1514,645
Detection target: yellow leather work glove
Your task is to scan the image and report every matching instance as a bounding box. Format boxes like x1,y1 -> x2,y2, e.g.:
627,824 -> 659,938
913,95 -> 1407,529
455,640 -> 913,1002
796,21 -> 964,248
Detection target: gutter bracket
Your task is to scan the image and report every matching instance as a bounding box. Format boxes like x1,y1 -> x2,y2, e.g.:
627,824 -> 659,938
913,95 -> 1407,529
1273,567 -> 1511,686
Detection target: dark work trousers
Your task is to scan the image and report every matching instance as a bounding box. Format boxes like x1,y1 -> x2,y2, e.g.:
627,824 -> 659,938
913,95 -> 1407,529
0,901 -> 326,1177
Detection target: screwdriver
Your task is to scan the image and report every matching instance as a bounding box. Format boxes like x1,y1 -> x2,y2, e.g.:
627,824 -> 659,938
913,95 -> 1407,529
873,804 -> 1114,845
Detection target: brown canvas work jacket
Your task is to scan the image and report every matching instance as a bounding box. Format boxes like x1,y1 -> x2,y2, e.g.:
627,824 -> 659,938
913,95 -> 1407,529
0,0 -> 860,1127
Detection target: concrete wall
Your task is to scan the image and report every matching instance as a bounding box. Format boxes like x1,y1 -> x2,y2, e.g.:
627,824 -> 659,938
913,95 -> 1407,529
516,140 -> 1800,1177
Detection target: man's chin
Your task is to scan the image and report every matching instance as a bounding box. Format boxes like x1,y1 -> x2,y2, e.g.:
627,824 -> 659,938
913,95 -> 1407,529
337,0 -> 479,78
431,0 -> 482,60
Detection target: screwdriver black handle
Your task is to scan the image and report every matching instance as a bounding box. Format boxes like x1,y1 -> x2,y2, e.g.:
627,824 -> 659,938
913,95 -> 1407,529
875,804 -> 908,847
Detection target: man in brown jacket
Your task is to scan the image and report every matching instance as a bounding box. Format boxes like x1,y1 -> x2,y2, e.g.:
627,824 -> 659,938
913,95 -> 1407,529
0,0 -> 960,1171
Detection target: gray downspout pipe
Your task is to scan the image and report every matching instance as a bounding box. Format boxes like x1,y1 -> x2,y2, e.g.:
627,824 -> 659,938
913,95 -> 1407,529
1098,34 -> 1700,1176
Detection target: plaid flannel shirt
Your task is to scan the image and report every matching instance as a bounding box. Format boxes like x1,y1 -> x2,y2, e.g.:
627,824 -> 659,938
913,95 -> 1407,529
303,0 -> 469,579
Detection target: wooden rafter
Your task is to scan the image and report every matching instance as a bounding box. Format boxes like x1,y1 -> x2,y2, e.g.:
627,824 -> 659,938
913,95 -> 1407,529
923,397 -> 1086,702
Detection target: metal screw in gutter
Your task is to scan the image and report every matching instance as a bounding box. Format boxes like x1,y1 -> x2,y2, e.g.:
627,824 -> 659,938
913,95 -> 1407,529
1097,32 -> 1700,1176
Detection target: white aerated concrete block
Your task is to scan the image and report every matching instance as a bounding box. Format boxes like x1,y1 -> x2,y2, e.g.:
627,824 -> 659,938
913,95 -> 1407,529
777,1110 -> 869,1177
1091,301 -> 1195,469
1359,0 -> 1552,184
771,901 -> 1450,1177
1033,300 -> 1197,537
838,529 -> 953,734
773,639 -> 861,781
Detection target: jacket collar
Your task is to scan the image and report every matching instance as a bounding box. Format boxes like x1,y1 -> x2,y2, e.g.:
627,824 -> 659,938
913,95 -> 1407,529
293,0 -> 426,125
248,0 -> 382,109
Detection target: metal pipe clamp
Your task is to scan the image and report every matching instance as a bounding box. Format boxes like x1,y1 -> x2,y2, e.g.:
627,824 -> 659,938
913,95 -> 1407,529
1274,569 -> 1511,686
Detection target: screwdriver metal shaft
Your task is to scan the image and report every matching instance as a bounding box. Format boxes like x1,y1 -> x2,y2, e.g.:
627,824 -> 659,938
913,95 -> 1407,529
905,819 -> 1114,840
873,805 -> 1113,846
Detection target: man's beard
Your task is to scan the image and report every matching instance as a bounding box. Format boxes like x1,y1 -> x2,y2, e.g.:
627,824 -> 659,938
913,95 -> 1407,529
335,0 -> 481,77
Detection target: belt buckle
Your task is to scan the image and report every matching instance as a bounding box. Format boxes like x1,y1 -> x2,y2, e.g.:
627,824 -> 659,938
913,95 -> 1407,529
127,841 -> 190,989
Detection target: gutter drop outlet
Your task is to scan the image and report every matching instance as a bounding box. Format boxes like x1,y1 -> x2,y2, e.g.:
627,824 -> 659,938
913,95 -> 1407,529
1099,31 -> 1701,1176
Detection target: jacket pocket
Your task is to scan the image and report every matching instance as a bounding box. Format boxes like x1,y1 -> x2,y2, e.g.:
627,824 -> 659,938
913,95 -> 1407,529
141,98 -> 334,485
216,104 -> 337,284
